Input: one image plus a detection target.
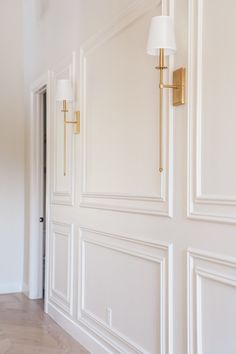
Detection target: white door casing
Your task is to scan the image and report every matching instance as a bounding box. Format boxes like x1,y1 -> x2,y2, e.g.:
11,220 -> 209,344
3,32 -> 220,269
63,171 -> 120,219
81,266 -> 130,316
28,74 -> 48,300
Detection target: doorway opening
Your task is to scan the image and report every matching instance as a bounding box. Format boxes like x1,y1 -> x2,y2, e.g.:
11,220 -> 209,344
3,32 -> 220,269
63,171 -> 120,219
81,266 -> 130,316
41,91 -> 47,300
28,77 -> 49,308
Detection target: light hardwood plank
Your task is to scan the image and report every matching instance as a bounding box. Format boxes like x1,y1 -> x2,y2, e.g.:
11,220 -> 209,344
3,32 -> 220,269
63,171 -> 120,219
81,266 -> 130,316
0,293 -> 89,354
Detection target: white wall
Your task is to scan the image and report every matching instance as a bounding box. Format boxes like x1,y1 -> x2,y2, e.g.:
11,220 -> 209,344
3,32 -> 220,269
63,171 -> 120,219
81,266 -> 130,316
23,1 -> 236,354
23,0 -> 135,83
23,0 -> 138,294
0,0 -> 24,293
23,0 -> 80,293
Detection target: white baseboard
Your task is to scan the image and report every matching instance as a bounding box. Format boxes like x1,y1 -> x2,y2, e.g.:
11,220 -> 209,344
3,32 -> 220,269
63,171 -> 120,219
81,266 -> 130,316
28,290 -> 42,300
22,282 -> 29,298
0,283 -> 22,295
47,301 -> 115,354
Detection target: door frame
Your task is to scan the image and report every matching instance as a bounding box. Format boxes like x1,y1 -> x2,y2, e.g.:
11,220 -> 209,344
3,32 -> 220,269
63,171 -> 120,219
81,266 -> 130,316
28,73 -> 50,309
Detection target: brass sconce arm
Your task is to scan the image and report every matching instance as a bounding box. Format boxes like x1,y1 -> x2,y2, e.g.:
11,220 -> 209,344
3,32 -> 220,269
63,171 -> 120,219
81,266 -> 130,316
62,100 -> 80,131
159,83 -> 178,89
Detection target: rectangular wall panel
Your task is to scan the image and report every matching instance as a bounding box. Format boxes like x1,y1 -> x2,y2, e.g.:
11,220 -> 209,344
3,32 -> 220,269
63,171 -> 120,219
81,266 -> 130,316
77,227 -> 173,354
80,0 -> 173,216
49,222 -> 74,315
188,0 -> 236,222
187,249 -> 236,354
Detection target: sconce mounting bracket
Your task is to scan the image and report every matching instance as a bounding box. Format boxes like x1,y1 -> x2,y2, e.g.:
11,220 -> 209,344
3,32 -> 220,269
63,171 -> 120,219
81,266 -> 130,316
73,111 -> 80,134
173,67 -> 185,106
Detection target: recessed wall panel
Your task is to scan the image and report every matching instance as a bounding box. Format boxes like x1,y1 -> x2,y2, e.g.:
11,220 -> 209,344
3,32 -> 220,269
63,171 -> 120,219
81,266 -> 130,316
85,12 -> 160,196
84,241 -> 160,353
202,278 -> 236,354
188,0 -> 236,222
78,227 -> 173,354
201,0 -> 236,197
80,0 -> 173,216
188,249 -> 236,354
49,222 -> 74,315
53,232 -> 69,298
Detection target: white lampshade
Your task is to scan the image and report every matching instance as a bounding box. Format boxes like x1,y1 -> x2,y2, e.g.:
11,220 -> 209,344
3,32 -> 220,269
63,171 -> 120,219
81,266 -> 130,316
56,79 -> 73,101
147,16 -> 176,56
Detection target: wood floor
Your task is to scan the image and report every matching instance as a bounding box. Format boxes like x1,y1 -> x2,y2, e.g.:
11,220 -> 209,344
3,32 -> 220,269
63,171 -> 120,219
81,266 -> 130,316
0,293 -> 89,354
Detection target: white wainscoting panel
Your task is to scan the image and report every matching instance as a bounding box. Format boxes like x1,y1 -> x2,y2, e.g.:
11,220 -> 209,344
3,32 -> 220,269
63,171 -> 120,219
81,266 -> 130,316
187,249 -> 236,354
188,0 -> 236,223
77,227 -> 173,354
49,53 -> 77,206
80,0 -> 174,216
49,222 -> 74,316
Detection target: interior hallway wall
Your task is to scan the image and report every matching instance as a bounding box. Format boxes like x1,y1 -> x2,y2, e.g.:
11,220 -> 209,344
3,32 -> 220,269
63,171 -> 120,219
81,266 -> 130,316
0,0 -> 25,293
23,0 -> 131,293
23,0 -> 80,293
23,1 -> 236,353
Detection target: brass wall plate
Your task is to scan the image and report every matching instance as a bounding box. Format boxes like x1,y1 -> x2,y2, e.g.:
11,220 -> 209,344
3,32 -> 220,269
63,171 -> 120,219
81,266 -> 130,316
173,68 -> 185,106
74,111 -> 80,134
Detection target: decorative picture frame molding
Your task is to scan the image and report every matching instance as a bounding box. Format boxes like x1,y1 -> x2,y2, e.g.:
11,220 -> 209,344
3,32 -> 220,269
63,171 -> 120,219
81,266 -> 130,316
187,0 -> 236,223
79,0 -> 175,217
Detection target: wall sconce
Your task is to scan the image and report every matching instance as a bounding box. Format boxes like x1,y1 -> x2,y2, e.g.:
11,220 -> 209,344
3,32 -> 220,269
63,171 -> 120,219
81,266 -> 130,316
56,79 -> 80,176
147,16 -> 185,173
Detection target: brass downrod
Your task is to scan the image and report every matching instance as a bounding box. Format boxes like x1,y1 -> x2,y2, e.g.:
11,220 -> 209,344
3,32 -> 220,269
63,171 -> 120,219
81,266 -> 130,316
61,100 -> 80,176
63,100 -> 68,176
156,49 -> 178,173
158,48 -> 165,173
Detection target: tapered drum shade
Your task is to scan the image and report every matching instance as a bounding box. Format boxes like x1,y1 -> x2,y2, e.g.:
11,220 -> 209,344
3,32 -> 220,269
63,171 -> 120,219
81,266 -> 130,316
56,80 -> 73,101
147,16 -> 176,56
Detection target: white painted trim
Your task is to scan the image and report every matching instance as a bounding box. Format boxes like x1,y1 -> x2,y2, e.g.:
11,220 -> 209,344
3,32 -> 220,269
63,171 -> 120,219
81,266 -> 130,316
80,0 -> 174,217
48,301 -> 116,354
78,227 -> 173,354
44,70 -> 52,314
28,74 -> 49,300
187,248 -> 236,354
188,247 -> 236,267
22,282 -> 29,297
187,0 -> 236,223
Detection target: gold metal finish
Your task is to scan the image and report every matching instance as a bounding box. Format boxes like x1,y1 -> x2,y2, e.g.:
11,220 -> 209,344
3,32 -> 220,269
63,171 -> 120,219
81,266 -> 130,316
74,111 -> 80,134
62,100 -> 80,176
158,49 -> 165,173
63,100 -> 68,176
155,49 -> 185,173
173,68 -> 185,106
